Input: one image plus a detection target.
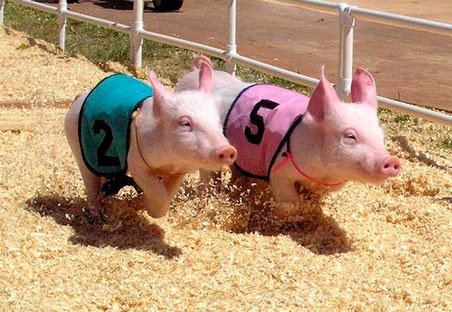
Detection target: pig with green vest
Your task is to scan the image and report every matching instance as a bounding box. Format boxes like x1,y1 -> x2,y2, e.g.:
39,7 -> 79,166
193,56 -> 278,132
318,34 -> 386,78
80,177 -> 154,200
64,64 -> 237,220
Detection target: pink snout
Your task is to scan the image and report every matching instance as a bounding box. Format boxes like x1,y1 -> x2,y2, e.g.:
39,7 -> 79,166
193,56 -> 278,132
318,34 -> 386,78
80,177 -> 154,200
380,156 -> 401,177
214,145 -> 237,166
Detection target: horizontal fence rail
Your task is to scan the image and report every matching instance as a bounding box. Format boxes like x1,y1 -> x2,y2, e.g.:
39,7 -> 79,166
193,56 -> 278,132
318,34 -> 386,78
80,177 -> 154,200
297,0 -> 452,36
1,0 -> 451,126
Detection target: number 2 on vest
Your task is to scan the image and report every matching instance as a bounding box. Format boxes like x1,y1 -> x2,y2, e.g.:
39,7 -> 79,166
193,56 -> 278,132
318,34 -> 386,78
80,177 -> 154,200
93,119 -> 121,167
245,99 -> 279,145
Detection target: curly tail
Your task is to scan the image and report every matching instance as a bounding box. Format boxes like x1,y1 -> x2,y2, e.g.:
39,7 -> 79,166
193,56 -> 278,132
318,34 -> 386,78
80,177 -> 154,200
191,55 -> 213,71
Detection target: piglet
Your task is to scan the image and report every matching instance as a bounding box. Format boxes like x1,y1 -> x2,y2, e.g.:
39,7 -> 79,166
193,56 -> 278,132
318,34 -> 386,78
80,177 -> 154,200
176,56 -> 400,217
65,64 -> 237,219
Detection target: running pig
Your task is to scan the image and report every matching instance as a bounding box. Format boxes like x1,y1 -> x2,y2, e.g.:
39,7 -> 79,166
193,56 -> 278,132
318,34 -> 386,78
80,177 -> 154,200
176,56 -> 401,217
65,65 -> 237,219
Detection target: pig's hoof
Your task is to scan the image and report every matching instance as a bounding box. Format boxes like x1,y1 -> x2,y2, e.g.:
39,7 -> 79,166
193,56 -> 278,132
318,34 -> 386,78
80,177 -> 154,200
135,198 -> 169,218
272,202 -> 301,219
147,207 -> 169,218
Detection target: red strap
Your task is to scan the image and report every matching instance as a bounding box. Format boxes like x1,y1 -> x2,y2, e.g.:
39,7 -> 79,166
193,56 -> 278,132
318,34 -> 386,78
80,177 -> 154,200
272,152 -> 345,187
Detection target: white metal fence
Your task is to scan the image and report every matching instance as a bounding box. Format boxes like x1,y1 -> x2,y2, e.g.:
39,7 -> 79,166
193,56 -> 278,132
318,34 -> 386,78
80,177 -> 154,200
1,0 -> 451,126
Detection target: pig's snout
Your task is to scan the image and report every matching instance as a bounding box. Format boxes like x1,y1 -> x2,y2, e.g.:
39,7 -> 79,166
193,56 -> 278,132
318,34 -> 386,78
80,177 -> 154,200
214,146 -> 237,166
380,156 -> 401,177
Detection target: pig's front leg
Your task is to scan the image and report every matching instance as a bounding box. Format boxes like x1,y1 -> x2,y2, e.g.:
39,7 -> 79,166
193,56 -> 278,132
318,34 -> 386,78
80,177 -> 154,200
269,171 -> 301,218
130,164 -> 185,218
127,119 -> 185,218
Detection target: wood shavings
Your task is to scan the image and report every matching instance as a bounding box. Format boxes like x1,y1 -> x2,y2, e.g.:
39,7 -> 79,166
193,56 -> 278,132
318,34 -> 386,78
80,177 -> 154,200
0,28 -> 125,107
1,27 -> 451,311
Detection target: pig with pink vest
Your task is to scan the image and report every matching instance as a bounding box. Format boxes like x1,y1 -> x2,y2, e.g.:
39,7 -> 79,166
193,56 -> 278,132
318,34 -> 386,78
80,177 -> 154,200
65,63 -> 237,220
176,56 -> 401,217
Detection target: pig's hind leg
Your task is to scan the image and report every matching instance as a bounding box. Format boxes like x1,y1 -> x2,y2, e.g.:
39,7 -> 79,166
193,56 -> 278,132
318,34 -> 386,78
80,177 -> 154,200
78,164 -> 104,220
64,95 -> 104,220
65,126 -> 103,218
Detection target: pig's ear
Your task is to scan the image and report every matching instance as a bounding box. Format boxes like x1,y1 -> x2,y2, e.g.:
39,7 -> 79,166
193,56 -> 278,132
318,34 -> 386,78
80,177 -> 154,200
192,55 -> 213,71
351,68 -> 377,109
307,65 -> 340,121
198,61 -> 213,94
149,71 -> 171,117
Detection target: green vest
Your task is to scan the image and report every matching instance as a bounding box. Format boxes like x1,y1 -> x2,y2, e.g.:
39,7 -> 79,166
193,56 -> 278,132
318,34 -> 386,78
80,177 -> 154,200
79,74 -> 153,177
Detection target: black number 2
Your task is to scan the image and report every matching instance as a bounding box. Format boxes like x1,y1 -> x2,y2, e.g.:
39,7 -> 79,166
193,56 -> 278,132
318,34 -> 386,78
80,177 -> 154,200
93,119 -> 121,167
244,99 -> 279,145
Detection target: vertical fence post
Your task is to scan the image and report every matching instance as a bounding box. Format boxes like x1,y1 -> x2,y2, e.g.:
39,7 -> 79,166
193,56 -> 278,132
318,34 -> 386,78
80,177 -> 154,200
225,0 -> 237,74
130,0 -> 144,69
337,4 -> 355,99
0,0 -> 5,26
58,0 -> 67,51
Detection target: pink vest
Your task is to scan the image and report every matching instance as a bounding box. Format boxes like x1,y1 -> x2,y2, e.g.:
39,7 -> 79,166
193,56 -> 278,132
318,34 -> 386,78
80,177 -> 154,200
224,84 -> 310,180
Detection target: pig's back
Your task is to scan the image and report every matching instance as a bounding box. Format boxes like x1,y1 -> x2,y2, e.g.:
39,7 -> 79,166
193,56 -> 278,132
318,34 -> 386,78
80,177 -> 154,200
79,74 -> 153,177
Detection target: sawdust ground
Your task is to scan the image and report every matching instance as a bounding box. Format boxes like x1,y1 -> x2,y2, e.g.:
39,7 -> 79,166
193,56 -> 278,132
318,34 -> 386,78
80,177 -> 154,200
0,27 -> 451,311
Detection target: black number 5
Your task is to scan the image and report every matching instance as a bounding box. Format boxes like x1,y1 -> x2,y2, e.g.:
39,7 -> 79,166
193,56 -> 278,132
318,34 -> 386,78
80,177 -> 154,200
93,119 -> 121,167
244,99 -> 279,145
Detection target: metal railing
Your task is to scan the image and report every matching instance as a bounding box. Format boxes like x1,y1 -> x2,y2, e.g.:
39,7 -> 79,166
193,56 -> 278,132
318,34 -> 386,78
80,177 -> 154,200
1,0 -> 451,126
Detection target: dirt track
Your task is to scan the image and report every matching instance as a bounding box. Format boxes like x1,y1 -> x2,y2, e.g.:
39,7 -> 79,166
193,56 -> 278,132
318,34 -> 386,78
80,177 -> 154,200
60,0 -> 452,111
1,27 -> 452,311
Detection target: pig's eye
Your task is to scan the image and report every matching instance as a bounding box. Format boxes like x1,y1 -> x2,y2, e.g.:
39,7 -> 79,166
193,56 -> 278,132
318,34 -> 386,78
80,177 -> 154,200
343,129 -> 358,145
177,117 -> 193,132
